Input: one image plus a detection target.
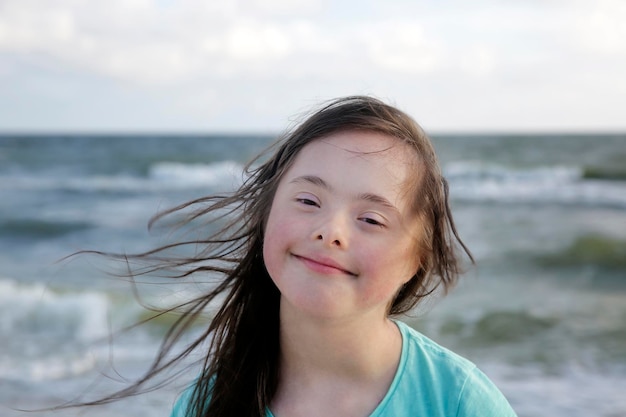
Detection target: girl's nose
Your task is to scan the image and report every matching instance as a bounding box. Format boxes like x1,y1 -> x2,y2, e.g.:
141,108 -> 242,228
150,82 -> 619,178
312,213 -> 349,249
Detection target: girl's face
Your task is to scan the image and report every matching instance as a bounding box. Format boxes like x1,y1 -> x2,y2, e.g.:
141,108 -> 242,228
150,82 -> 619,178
263,130 -> 423,322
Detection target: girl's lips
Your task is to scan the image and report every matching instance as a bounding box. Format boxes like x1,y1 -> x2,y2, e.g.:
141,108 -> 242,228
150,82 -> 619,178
293,254 -> 356,276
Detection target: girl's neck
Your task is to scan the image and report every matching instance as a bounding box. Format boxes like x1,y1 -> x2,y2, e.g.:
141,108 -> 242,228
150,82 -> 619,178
278,299 -> 403,382
272,300 -> 403,416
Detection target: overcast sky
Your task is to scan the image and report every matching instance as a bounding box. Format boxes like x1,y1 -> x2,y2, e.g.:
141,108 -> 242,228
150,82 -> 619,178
1,0 -> 625,133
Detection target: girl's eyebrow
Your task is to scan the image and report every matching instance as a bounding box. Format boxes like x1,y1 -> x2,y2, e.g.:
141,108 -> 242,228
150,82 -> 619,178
289,175 -> 400,213
358,192 -> 399,212
290,175 -> 329,189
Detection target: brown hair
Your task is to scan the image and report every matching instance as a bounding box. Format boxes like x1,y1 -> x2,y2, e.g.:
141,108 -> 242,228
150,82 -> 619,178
76,96 -> 472,416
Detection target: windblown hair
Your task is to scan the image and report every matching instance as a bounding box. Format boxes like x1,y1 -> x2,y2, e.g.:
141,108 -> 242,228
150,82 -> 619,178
83,96 -> 472,416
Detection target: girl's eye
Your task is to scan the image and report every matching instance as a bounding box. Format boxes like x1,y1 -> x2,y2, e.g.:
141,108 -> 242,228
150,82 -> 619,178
360,216 -> 385,227
298,198 -> 318,206
295,194 -> 319,207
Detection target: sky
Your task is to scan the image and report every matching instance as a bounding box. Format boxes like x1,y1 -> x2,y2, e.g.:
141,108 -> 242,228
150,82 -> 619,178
0,0 -> 625,133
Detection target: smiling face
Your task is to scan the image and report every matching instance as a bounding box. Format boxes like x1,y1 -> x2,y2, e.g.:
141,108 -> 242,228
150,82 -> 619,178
262,130 -> 423,322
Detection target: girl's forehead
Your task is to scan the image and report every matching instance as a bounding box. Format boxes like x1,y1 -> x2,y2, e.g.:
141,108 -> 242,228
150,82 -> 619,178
284,131 -> 420,195
295,131 -> 417,171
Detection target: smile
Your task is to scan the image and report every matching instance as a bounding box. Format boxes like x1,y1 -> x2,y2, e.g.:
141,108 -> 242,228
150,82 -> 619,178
292,254 -> 357,276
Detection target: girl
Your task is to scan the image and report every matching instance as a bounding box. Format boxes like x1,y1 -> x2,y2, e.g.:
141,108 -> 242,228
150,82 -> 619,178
115,96 -> 516,416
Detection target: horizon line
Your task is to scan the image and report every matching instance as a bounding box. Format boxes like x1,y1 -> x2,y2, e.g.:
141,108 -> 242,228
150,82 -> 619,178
1,129 -> 625,137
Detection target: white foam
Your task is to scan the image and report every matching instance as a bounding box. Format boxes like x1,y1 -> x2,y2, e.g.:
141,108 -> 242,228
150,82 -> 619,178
0,160 -> 245,193
0,279 -> 111,380
445,162 -> 626,208
149,160 -> 244,190
25,352 -> 98,381
0,279 -> 109,342
445,161 -> 582,184
485,363 -> 626,417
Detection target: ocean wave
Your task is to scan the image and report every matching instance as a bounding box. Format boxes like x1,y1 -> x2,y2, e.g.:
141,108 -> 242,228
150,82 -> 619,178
432,306 -> 626,369
0,160 -> 245,194
0,279 -> 109,380
583,166 -> 626,181
490,363 -> 626,417
148,160 -> 244,189
445,162 -> 582,183
439,310 -> 558,346
0,279 -> 109,341
0,278 -> 207,381
537,234 -> 626,272
0,219 -> 93,239
445,162 -> 626,209
3,159 -> 626,209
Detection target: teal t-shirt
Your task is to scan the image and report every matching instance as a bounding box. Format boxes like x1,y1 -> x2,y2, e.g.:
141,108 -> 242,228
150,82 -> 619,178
171,320 -> 517,416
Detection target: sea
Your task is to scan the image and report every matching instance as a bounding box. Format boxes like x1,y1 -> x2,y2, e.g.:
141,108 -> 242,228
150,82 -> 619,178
1,133 -> 625,417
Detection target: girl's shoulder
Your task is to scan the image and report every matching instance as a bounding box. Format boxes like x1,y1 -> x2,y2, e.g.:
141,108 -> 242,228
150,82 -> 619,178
374,320 -> 517,417
170,383 -> 193,417
170,375 -> 214,417
396,319 -> 477,374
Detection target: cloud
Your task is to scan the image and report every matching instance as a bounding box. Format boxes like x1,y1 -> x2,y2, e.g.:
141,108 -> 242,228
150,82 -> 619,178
224,19 -> 291,60
0,0 -> 625,131
0,0 -> 454,84
576,0 -> 626,55
0,0 -> 335,83
365,21 -> 445,74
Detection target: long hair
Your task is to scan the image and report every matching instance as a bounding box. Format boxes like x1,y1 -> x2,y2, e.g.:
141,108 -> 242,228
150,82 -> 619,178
79,96 -> 472,416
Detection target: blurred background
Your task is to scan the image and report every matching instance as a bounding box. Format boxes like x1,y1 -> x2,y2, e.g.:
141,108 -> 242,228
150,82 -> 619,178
1,1 -> 625,416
